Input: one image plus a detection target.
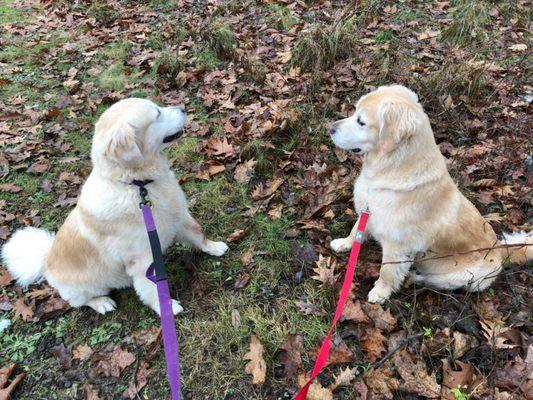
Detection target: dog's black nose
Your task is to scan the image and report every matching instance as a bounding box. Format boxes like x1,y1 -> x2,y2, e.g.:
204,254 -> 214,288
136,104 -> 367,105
329,125 -> 337,135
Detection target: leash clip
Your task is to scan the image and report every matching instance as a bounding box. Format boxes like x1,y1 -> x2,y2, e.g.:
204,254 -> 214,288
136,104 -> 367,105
139,186 -> 152,208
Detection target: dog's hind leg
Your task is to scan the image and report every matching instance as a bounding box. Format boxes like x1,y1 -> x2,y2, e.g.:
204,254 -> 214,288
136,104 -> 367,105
176,212 -> 228,257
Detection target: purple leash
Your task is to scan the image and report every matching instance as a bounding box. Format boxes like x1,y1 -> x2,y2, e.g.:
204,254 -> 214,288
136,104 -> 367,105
134,180 -> 181,400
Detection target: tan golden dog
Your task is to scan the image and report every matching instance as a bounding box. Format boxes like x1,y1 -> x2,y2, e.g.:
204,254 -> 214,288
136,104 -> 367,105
330,85 -> 532,303
2,98 -> 228,314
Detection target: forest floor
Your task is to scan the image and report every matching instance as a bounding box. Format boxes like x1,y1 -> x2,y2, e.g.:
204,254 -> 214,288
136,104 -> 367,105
0,0 -> 531,399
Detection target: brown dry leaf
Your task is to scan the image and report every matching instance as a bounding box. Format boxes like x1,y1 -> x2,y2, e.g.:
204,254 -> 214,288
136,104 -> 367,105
330,366 -> 357,391
361,301 -> 397,332
205,136 -> 236,158
294,300 -> 323,316
12,297 -> 34,322
130,326 -> 161,347
493,344 -> 533,397
340,298 -> 369,323
279,334 -> 303,379
0,363 -> 25,400
251,178 -> 284,200
243,335 -> 266,385
441,359 -> 475,400
393,349 -> 441,398
364,363 -> 399,400
234,159 -> 256,184
83,384 -> 101,400
480,320 -> 519,349
95,346 -> 136,378
360,327 -> 387,362
73,344 -> 94,361
0,270 -> 14,287
323,335 -> 354,367
227,227 -> 251,242
231,309 -> 241,328
453,331 -> 479,359
50,343 -> 72,369
27,160 -> 49,174
311,255 -> 338,288
0,184 -> 22,194
297,374 -> 334,400
267,203 -> 283,220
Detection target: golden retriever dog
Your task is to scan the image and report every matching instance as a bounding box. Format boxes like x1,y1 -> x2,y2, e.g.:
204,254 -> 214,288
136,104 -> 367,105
2,98 -> 228,314
329,85 -> 532,303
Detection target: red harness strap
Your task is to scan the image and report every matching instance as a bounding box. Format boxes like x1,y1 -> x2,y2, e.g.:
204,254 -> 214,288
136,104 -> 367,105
295,211 -> 370,400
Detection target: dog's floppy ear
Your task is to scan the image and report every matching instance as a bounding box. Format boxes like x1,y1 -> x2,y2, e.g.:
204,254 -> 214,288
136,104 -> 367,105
378,100 -> 419,153
103,122 -> 144,168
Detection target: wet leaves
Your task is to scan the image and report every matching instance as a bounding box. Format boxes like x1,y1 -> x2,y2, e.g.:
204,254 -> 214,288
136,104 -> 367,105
94,346 -> 135,378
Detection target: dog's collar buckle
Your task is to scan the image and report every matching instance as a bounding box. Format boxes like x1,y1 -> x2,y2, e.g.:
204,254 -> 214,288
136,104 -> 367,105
130,179 -> 154,208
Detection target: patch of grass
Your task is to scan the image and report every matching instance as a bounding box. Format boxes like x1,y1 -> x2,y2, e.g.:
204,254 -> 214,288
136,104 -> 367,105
201,20 -> 237,60
393,6 -> 429,23
443,0 -> 489,46
265,4 -> 299,31
153,48 -> 186,85
375,28 -> 396,44
87,1 -> 118,26
193,44 -> 222,70
99,39 -> 132,62
89,321 -> 122,346
167,136 -> 203,167
150,0 -> 177,11
1,323 -> 51,362
241,138 -> 277,178
291,16 -> 357,72
0,0 -> 22,24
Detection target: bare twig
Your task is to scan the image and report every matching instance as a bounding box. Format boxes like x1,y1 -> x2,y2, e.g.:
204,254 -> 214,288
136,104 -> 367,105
372,333 -> 424,369
382,243 -> 532,265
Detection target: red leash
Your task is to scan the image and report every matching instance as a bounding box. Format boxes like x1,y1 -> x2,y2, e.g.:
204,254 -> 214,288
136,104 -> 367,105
295,211 -> 370,400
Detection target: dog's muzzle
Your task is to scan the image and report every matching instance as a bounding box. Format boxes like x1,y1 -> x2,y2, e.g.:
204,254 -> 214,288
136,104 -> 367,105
163,130 -> 183,143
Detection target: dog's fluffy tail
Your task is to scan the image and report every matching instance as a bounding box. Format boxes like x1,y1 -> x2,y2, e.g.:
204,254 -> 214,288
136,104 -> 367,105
1,227 -> 55,288
502,231 -> 533,264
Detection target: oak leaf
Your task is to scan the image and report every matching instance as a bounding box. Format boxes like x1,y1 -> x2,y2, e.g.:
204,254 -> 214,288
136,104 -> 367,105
279,334 -> 303,378
243,335 -> 266,385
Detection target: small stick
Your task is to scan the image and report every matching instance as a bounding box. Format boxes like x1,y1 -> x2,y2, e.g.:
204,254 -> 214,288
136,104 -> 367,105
372,333 -> 424,369
381,243 -> 532,265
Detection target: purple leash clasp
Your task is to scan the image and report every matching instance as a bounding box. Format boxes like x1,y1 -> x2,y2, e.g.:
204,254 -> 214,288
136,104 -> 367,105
141,202 -> 181,400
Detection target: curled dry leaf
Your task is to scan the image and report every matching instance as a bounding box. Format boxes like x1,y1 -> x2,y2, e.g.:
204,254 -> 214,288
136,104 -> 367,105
227,227 -> 251,242
297,374 -> 333,400
243,335 -> 266,385
330,366 -> 357,391
251,177 -> 284,200
359,327 -> 387,362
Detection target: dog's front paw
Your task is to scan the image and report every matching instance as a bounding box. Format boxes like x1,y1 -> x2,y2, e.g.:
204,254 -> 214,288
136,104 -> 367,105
367,285 -> 392,304
330,238 -> 352,253
86,296 -> 117,314
171,299 -> 184,315
204,241 -> 229,257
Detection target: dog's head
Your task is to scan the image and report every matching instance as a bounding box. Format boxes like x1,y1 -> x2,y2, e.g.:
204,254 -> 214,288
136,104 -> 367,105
330,85 -> 422,155
92,98 -> 186,170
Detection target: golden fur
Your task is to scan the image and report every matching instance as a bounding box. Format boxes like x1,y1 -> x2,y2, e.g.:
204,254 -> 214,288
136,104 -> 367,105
330,85 -> 532,303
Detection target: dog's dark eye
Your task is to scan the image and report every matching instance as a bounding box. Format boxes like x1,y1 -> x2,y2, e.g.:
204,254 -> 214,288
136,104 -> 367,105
357,116 -> 365,126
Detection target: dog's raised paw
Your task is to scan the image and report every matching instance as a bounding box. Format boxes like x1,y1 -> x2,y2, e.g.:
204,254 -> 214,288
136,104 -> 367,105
330,238 -> 352,253
86,296 -> 117,314
367,286 -> 391,304
171,300 -> 184,315
205,241 -> 229,257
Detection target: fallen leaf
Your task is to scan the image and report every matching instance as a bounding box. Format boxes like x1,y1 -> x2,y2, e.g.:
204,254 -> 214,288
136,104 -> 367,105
297,374 -> 334,400
0,363 -> 25,400
95,346 -> 136,378
251,178 -> 284,200
279,334 -> 303,378
234,159 -> 256,184
364,363 -> 399,399
12,297 -> 34,322
227,227 -> 251,242
243,335 -> 266,385
360,327 -> 387,362
73,344 -> 94,361
340,298 -> 369,323
393,349 -> 441,398
0,184 -> 22,194
205,136 -> 236,158
294,300 -> 323,316
441,359 -> 475,400
330,366 -> 357,391
0,270 -> 14,287
50,343 -> 73,369
311,254 -> 338,287
453,331 -> 479,359
361,302 -> 396,332
122,361 -> 155,399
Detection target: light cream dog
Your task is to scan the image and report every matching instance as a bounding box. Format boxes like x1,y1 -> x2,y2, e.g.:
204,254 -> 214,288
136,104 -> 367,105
329,85 -> 531,303
2,98 -> 228,314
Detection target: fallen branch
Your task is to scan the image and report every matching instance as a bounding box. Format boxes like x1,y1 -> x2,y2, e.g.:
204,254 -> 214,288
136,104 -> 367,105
381,243 -> 532,265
